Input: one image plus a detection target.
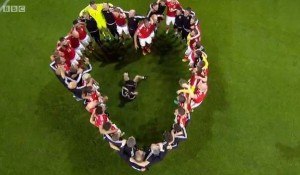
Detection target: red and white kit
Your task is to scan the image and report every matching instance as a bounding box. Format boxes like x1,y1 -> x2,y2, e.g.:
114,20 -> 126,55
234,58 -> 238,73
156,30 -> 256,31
166,0 -> 181,25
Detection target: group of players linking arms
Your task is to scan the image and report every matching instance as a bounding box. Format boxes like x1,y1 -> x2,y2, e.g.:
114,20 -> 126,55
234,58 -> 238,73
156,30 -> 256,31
48,0 -> 209,172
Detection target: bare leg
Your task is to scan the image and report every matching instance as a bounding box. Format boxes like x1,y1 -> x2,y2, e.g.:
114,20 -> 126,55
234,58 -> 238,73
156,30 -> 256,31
123,72 -> 130,81
133,75 -> 145,83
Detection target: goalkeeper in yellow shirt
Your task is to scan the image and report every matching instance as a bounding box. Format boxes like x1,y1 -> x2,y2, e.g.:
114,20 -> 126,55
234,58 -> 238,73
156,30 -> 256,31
79,1 -> 111,39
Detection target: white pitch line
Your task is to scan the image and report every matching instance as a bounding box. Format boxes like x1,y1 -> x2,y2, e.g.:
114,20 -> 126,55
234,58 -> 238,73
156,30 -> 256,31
0,0 -> 11,12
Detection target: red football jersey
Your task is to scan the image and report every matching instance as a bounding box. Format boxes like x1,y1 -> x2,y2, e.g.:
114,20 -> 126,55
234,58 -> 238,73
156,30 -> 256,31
136,24 -> 153,39
193,89 -> 207,103
95,114 -> 109,127
114,13 -> 127,26
176,114 -> 188,127
166,0 -> 181,17
66,35 -> 80,49
76,26 -> 87,40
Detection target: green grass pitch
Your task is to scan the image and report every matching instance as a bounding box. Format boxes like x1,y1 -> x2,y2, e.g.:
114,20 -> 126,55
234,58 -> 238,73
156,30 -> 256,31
0,0 -> 299,174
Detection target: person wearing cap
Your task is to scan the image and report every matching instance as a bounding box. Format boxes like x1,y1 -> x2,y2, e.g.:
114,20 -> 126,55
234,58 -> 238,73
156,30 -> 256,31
121,72 -> 147,100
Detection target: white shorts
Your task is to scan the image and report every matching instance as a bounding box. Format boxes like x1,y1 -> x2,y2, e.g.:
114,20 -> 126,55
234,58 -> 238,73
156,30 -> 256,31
185,46 -> 192,56
166,16 -> 176,25
80,35 -> 91,47
117,25 -> 129,35
150,31 -> 155,38
191,101 -> 203,109
139,36 -> 152,47
75,43 -> 85,56
71,53 -> 80,66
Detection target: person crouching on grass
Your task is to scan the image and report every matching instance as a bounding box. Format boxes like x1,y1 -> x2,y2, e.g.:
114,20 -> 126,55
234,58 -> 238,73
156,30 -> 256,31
121,72 -> 147,101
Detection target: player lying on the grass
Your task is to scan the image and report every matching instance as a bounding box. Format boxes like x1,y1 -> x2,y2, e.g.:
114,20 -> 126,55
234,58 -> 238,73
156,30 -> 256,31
121,72 -> 147,100
129,142 -> 167,170
164,122 -> 188,150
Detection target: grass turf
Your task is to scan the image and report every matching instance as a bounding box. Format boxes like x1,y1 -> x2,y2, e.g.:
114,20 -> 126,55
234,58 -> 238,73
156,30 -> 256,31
0,0 -> 299,174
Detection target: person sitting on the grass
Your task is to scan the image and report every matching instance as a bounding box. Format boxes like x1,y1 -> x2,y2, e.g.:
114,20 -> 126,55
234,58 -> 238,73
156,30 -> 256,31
129,142 -> 167,169
121,72 -> 147,100
164,122 -> 188,150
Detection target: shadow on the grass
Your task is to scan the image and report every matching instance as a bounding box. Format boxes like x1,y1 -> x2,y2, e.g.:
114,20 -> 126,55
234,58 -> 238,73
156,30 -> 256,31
275,142 -> 300,159
36,33 -> 226,173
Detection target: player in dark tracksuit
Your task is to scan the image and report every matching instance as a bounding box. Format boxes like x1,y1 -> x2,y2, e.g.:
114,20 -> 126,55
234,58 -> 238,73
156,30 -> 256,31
181,8 -> 195,41
174,8 -> 184,37
147,1 -> 166,23
102,5 -> 119,40
126,10 -> 146,38
80,14 -> 102,46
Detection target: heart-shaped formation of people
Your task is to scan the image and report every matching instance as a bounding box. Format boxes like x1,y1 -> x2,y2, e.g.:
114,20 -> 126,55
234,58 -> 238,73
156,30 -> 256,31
49,0 -> 209,172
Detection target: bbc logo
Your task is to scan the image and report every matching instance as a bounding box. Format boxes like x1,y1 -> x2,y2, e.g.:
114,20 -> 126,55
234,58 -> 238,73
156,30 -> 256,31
1,5 -> 26,13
